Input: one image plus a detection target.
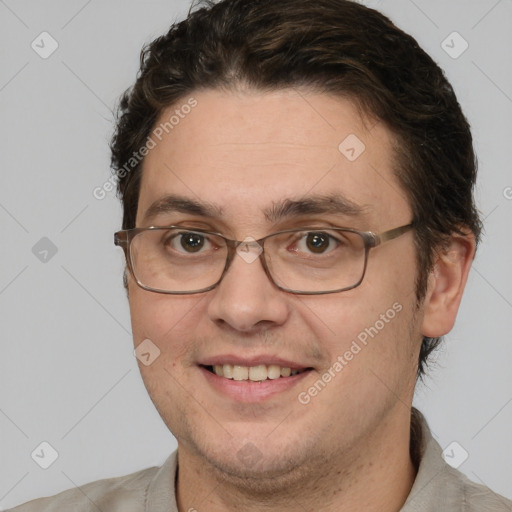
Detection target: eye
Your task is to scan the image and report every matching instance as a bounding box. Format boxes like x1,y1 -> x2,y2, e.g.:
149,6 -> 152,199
305,232 -> 330,253
294,231 -> 339,255
165,231 -> 212,254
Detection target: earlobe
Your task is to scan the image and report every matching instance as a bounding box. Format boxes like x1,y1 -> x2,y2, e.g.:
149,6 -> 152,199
421,233 -> 476,338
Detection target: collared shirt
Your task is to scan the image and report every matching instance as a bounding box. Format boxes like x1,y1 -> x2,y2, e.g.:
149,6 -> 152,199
9,408 -> 511,511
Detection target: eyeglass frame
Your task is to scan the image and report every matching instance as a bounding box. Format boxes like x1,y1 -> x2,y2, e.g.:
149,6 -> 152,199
114,223 -> 414,295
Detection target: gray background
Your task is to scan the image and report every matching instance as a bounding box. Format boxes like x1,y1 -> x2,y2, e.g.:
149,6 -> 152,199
1,0 -> 511,508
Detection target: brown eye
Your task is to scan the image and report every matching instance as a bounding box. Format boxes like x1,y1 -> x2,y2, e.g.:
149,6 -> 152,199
305,232 -> 331,253
180,232 -> 205,253
163,231 -> 211,254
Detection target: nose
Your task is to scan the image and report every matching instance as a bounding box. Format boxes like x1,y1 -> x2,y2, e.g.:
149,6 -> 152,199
206,245 -> 290,333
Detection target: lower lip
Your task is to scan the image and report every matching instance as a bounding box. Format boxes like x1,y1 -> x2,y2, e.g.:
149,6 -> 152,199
200,366 -> 312,402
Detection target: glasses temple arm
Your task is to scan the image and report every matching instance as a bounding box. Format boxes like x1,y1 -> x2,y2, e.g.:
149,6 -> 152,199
375,223 -> 414,246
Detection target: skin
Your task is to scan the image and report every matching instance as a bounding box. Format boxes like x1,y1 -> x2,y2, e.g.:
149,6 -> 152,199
127,88 -> 475,511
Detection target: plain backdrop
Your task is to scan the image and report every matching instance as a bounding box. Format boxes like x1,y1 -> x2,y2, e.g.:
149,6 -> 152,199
1,0 -> 511,508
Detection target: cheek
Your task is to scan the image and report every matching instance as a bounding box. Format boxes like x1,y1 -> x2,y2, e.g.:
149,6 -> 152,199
128,290 -> 207,424
297,261 -> 418,374
297,290 -> 402,346
130,287 -> 198,334
128,288 -> 206,366
301,295 -> 419,412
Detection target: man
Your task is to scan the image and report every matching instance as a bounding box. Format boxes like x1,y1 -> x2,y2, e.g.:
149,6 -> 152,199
10,0 -> 511,510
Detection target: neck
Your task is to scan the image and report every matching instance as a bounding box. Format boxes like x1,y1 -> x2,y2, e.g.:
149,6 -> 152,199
176,405 -> 418,512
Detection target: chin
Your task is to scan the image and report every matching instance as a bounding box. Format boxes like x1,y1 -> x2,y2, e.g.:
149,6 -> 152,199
201,446 -> 314,490
180,424 -> 324,489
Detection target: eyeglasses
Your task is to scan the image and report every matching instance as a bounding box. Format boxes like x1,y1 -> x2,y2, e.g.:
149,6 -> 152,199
114,223 -> 413,295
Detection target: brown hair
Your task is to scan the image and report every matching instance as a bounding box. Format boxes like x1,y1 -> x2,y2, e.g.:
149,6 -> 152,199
110,0 -> 482,379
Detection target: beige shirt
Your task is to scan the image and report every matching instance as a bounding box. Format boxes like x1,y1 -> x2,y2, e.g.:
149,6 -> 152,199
9,408 -> 511,511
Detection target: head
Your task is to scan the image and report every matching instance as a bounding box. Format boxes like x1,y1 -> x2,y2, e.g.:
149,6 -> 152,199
111,0 -> 480,489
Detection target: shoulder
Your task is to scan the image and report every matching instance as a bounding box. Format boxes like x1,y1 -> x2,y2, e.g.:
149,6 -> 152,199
8,463 -> 161,512
407,408 -> 512,511
458,471 -> 512,511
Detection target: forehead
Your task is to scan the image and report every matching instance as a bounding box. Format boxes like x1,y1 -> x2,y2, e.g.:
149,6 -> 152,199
136,88 -> 410,231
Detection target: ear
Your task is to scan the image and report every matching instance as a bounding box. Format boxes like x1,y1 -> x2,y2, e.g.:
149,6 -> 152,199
421,232 -> 476,338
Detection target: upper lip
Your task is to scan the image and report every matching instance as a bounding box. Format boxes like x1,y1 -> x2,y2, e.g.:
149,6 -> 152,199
199,355 -> 312,371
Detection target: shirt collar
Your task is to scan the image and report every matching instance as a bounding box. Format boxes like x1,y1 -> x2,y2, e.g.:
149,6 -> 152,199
145,451 -> 179,512
401,407 -> 465,511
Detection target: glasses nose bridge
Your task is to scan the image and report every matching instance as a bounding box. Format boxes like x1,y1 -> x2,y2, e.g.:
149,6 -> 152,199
219,236 -> 273,288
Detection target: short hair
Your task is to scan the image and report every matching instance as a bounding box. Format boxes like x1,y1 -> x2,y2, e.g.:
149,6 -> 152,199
110,0 -> 482,380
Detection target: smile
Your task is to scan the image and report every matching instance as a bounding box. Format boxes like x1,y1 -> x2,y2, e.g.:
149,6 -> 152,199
204,364 -> 310,381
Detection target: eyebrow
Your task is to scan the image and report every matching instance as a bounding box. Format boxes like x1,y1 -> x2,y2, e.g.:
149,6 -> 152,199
141,193 -> 369,225
141,195 -> 223,224
264,195 -> 369,223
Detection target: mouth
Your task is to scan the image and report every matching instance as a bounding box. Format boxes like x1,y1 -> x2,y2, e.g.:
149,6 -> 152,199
201,364 -> 313,382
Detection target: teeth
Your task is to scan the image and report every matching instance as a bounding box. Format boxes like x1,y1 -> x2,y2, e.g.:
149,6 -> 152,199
212,364 -> 304,381
249,365 -> 267,381
233,365 -> 249,381
223,364 -> 233,378
267,364 -> 281,380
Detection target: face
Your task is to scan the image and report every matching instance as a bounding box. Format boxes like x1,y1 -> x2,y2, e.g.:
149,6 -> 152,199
128,88 -> 423,483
